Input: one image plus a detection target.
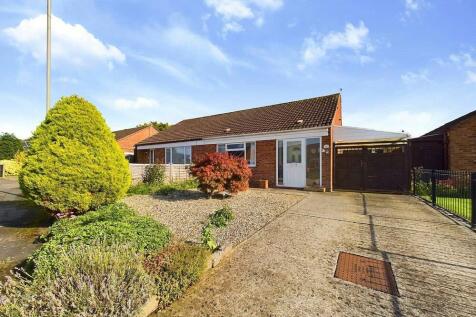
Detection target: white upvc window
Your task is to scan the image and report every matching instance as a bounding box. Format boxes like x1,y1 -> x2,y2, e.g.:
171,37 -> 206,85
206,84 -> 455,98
148,149 -> 155,164
165,146 -> 192,164
216,142 -> 256,167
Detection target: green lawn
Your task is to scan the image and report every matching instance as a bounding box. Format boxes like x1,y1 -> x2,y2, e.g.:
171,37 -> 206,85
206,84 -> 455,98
421,195 -> 472,222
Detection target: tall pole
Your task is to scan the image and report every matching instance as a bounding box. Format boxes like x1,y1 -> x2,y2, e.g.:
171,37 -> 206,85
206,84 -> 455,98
46,0 -> 51,114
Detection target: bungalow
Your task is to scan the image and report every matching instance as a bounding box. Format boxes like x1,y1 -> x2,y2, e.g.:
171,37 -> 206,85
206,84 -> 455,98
114,125 -> 158,161
135,93 -> 407,191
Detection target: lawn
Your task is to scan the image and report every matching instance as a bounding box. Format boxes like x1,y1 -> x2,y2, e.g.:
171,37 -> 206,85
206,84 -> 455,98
421,195 -> 472,222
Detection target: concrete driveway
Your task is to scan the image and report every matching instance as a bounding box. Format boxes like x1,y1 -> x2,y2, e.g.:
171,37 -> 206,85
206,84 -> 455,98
159,191 -> 476,317
0,178 -> 51,277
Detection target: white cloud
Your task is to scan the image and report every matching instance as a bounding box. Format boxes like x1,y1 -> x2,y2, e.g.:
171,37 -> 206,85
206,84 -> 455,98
223,21 -> 245,35
204,0 -> 283,34
3,14 -> 125,67
299,21 -> 372,69
450,53 -> 476,68
113,97 -> 160,110
404,0 -> 427,16
466,71 -> 476,84
162,25 -> 230,64
449,52 -> 476,84
131,54 -> 194,84
205,0 -> 254,20
401,70 -> 430,84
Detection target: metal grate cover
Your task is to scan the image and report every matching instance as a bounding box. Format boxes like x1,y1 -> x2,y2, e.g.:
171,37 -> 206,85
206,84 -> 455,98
334,252 -> 399,296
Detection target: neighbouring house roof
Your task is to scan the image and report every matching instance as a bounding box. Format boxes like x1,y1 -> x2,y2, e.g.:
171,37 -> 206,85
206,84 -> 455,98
421,109 -> 476,137
139,93 -> 341,145
113,126 -> 150,141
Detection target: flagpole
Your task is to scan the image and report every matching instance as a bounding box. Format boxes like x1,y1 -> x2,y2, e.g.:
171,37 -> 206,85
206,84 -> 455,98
46,0 -> 51,114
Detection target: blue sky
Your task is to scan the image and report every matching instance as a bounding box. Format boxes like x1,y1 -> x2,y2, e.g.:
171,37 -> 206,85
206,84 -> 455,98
0,0 -> 475,138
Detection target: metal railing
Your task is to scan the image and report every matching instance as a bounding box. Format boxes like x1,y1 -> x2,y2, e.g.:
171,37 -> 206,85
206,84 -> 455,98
412,168 -> 475,228
0,164 -> 4,177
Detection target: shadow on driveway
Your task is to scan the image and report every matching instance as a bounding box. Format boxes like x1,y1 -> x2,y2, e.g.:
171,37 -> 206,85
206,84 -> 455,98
0,178 -> 53,278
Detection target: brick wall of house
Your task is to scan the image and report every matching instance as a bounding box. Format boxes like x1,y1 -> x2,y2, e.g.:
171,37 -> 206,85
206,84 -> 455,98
447,114 -> 476,171
135,148 -> 165,164
192,144 -> 217,162
136,149 -> 149,163
117,126 -> 158,153
154,148 -> 165,164
251,140 -> 276,187
332,94 -> 343,126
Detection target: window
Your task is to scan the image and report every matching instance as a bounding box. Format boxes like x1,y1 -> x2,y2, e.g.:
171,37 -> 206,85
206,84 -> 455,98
286,141 -> 302,163
165,146 -> 192,164
148,149 -> 155,164
306,138 -> 321,186
216,142 -> 256,166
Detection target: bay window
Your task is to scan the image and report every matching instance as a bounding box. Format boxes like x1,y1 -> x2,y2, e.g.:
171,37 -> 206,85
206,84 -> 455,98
217,142 -> 256,166
165,146 -> 192,164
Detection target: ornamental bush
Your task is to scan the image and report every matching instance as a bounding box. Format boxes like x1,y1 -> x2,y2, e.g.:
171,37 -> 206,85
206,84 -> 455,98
0,244 -> 152,317
143,242 -> 211,310
19,96 -> 131,216
189,152 -> 252,197
28,203 -> 171,279
143,164 -> 166,185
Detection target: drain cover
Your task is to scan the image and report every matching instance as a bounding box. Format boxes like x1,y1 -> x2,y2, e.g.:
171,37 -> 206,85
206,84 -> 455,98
334,252 -> 399,296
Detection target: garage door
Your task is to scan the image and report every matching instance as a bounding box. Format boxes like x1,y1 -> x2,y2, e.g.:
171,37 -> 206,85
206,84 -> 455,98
334,143 -> 409,193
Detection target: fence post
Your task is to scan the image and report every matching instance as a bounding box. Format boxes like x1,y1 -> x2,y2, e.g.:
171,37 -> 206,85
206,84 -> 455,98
431,169 -> 436,206
471,172 -> 476,229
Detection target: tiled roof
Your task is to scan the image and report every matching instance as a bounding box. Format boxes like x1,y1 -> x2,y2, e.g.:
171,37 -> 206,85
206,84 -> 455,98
139,93 -> 340,145
113,127 -> 147,140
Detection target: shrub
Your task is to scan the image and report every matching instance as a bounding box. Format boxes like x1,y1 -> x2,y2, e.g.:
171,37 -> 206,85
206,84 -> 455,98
144,242 -> 211,310
0,244 -> 152,317
155,179 -> 198,196
209,205 -> 234,228
0,133 -> 23,160
128,182 -> 159,195
0,160 -> 21,176
28,203 -> 171,279
19,95 -> 131,216
143,164 -> 166,185
128,179 -> 198,196
190,152 -> 252,197
201,223 -> 218,251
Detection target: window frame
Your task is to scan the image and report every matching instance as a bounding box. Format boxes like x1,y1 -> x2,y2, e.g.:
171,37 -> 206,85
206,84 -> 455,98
216,142 -> 256,167
165,146 -> 192,165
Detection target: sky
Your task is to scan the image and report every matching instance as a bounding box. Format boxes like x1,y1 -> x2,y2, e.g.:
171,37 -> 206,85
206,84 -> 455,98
0,0 -> 475,139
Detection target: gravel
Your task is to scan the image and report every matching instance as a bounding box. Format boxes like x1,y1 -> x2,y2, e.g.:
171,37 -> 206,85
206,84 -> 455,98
124,189 -> 305,246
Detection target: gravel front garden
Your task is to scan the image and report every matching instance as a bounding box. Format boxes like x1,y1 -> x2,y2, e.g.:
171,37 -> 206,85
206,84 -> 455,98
124,189 -> 305,246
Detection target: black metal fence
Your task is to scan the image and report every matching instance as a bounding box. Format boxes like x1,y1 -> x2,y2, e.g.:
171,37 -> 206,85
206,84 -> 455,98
0,164 -> 4,178
412,168 -> 475,228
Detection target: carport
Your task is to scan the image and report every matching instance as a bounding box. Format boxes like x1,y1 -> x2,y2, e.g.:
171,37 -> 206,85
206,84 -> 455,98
332,127 -> 409,193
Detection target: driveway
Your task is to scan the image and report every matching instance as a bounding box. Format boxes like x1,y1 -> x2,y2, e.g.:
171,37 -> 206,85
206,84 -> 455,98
159,191 -> 476,317
0,178 -> 51,277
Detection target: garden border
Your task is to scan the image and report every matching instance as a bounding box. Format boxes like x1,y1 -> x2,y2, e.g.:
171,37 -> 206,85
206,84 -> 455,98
136,243 -> 234,317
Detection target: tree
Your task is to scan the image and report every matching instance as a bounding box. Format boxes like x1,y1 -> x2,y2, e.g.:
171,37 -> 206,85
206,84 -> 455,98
19,96 -> 131,216
190,152 -> 252,197
0,133 -> 23,160
136,121 -> 169,131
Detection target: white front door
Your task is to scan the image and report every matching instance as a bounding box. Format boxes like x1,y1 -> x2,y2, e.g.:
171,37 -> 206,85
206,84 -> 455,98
283,139 -> 306,188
